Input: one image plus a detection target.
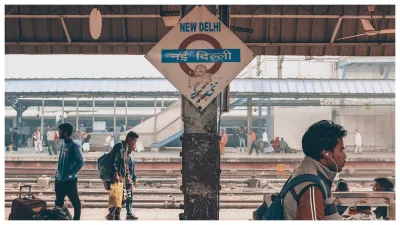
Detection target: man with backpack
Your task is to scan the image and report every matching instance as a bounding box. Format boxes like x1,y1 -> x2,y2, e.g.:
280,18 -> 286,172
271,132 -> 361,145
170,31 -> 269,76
254,120 -> 347,220
55,123 -> 85,220
104,131 -> 139,220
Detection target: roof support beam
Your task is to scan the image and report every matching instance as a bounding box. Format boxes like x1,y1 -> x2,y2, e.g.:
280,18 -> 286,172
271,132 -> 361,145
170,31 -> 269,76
60,17 -> 71,43
330,17 -> 343,44
337,57 -> 396,68
5,42 -> 394,47
5,14 -> 395,19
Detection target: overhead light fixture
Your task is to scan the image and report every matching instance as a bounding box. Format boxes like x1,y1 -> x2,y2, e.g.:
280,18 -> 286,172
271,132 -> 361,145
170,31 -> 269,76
161,11 -> 181,27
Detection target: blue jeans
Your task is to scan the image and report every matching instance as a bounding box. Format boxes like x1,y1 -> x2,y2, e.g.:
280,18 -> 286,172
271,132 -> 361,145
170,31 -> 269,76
126,188 -> 133,215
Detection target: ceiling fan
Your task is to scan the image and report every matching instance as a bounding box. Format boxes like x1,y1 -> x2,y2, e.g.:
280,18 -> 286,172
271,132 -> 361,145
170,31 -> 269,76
336,6 -> 395,41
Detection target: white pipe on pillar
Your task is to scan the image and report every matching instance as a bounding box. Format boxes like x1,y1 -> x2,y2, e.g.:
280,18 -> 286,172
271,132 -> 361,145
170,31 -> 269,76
161,98 -> 164,110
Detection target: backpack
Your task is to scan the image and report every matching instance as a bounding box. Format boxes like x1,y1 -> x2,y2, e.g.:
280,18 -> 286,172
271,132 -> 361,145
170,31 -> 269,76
253,174 -> 328,220
98,152 -> 114,182
34,206 -> 71,220
98,141 -> 125,181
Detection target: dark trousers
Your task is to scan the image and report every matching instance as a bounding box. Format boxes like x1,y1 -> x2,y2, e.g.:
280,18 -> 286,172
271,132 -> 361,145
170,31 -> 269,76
249,142 -> 259,154
12,140 -> 18,151
55,178 -> 81,220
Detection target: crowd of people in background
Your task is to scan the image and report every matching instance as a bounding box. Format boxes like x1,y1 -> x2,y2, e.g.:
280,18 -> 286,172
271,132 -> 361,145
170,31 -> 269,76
225,126 -> 296,156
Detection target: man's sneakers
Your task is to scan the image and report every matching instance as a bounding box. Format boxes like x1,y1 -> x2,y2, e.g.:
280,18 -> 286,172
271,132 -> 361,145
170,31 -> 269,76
126,214 -> 138,220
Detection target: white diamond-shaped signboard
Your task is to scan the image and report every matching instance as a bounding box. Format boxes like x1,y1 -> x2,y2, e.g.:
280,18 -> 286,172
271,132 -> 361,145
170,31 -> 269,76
145,6 -> 255,111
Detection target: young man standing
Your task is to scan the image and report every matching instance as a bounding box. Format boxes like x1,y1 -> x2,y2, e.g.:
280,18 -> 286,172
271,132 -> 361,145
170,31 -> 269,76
33,127 -> 43,153
106,131 -> 139,220
238,127 -> 247,152
11,128 -> 20,151
55,123 -> 85,220
282,120 -> 347,220
47,127 -> 57,155
125,135 -> 139,220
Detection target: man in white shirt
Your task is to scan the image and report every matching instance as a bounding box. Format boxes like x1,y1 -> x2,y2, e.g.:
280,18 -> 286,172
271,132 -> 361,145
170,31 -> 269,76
47,127 -> 57,155
33,128 -> 43,153
354,130 -> 362,154
262,129 -> 269,148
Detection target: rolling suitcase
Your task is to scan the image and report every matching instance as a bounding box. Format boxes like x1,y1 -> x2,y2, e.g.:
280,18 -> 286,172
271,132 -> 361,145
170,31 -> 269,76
9,185 -> 47,220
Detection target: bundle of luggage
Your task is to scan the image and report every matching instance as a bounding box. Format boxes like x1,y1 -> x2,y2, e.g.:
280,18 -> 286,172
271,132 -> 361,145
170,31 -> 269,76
8,185 -> 71,220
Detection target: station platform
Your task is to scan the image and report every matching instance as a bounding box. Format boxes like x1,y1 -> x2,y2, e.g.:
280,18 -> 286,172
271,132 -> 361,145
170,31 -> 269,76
4,208 -> 254,220
5,147 -> 395,163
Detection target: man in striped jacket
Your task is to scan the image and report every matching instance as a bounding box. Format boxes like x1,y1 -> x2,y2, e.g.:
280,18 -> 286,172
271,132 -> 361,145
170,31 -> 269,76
282,120 -> 347,220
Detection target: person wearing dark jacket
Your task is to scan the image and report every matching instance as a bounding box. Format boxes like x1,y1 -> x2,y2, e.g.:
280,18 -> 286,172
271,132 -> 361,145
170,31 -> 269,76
282,120 -> 347,220
11,128 -> 20,151
373,177 -> 394,220
55,123 -> 85,220
105,131 -> 139,220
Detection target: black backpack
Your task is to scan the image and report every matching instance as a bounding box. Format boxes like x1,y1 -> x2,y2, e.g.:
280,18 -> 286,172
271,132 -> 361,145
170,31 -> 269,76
253,174 -> 328,220
98,141 -> 125,181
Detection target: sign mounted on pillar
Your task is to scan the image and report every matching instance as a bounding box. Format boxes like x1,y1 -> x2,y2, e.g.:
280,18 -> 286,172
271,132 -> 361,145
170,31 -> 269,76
145,5 -> 255,111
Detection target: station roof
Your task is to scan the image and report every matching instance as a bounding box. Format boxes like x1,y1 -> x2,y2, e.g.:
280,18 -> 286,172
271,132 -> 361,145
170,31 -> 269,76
5,5 -> 395,56
5,78 -> 395,99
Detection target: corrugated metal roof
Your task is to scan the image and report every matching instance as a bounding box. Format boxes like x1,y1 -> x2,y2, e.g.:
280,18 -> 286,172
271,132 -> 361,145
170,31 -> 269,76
5,78 -> 395,99
5,5 -> 395,56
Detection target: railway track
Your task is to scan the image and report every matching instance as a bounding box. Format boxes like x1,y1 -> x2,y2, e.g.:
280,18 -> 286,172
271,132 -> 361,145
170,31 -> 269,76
5,167 -> 395,179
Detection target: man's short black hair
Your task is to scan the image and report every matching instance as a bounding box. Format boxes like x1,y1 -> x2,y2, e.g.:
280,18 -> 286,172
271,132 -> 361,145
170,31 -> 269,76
125,131 -> 139,140
302,120 -> 347,160
262,129 -> 265,132
374,177 -> 394,191
336,179 -> 349,191
58,123 -> 74,136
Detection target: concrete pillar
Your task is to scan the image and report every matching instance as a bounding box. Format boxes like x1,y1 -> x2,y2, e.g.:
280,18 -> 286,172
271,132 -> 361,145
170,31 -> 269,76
12,117 -> 17,128
16,101 -> 23,131
179,5 -> 223,220
247,98 -> 253,149
92,97 -> 95,130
